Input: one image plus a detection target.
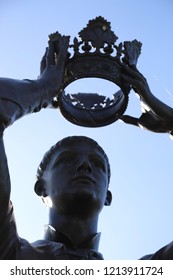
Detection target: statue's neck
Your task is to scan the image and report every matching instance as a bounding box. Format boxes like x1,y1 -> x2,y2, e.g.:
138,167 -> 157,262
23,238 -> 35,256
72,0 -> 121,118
48,208 -> 99,246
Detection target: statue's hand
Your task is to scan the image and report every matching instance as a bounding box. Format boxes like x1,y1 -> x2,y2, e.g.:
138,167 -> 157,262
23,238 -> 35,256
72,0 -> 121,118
120,112 -> 173,134
120,64 -> 173,136
38,33 -> 70,98
0,33 -> 69,129
120,64 -> 151,97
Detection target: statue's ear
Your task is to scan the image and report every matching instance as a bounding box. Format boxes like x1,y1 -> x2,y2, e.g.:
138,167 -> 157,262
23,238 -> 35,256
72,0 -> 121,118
34,180 -> 47,197
104,190 -> 112,206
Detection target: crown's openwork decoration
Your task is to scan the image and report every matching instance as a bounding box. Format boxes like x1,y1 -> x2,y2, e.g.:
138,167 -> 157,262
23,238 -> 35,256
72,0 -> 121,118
49,16 -> 142,127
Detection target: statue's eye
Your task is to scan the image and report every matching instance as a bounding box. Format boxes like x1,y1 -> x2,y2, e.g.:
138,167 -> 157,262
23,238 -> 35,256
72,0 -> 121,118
90,155 -> 106,171
54,152 -> 77,167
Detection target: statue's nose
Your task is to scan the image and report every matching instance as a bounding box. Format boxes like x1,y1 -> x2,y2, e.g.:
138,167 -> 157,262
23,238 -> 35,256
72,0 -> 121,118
77,159 -> 92,173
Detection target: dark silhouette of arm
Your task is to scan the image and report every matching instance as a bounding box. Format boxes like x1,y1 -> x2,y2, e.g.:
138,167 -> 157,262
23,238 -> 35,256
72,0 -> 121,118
0,33 -> 69,259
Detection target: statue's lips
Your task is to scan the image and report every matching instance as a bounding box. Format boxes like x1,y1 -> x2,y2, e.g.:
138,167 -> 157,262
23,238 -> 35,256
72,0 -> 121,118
73,175 -> 95,184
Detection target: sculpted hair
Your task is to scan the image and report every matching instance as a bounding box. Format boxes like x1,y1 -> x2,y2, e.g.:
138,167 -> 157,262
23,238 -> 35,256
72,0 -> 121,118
35,136 -> 111,185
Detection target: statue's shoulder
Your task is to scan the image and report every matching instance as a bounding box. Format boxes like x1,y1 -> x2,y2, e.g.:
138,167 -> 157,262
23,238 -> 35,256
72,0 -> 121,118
139,241 -> 173,260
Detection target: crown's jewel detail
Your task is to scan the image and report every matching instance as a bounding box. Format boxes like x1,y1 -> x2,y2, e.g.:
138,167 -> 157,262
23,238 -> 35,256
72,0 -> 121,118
78,16 -> 118,49
49,17 -> 142,127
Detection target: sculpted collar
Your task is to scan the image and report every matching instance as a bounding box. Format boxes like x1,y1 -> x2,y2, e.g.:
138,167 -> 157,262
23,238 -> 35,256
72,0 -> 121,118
44,225 -> 101,251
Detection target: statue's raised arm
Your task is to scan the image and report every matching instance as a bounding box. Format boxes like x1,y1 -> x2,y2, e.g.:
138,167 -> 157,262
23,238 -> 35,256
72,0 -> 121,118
120,64 -> 173,138
0,34 -> 69,259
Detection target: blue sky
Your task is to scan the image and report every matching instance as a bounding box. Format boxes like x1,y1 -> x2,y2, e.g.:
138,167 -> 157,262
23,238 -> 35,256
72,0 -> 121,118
0,0 -> 173,259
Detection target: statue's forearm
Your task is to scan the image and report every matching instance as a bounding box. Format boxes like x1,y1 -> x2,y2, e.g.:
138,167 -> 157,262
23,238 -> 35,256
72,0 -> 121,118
0,77 -> 55,130
137,86 -> 173,120
0,76 -> 56,216
0,135 -> 18,260
0,136 -> 11,211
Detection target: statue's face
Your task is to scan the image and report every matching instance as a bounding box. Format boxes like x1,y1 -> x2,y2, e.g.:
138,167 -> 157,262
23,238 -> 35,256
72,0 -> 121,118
43,140 -> 111,216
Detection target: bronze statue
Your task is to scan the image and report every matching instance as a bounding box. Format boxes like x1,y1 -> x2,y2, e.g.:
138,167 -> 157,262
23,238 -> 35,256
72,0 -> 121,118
0,18 -> 173,260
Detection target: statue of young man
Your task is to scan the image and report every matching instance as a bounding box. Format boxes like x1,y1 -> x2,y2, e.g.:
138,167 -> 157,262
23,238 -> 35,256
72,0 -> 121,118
0,34 -> 173,259
0,34 -> 112,260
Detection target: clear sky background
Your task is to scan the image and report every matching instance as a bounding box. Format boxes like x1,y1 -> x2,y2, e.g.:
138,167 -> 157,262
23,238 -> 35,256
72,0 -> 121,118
0,0 -> 173,260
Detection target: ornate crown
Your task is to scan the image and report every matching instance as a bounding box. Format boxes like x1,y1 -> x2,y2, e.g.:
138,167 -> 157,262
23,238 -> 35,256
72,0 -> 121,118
49,16 -> 142,127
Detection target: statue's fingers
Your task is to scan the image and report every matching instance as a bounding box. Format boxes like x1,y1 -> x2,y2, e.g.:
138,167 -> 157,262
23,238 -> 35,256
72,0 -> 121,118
40,47 -> 47,73
55,36 -> 70,68
120,115 -> 139,126
121,73 -> 141,89
121,63 -> 145,81
46,40 -> 56,67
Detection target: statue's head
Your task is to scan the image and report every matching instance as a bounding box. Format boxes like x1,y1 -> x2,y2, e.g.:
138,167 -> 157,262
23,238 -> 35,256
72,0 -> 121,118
34,136 -> 112,217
